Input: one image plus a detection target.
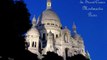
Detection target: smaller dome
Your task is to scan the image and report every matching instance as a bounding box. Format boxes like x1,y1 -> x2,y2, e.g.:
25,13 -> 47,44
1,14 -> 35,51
63,26 -> 71,33
72,33 -> 82,40
26,27 -> 39,36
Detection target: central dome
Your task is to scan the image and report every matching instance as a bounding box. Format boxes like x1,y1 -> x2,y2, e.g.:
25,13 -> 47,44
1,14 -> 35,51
37,9 -> 62,27
36,0 -> 62,39
40,9 -> 60,21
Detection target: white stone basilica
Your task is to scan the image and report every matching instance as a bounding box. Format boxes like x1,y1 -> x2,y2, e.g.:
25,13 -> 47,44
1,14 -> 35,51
25,0 -> 90,60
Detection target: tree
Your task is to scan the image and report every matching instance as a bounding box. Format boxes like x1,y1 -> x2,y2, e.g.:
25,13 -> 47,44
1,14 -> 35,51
67,54 -> 90,60
42,52 -> 63,60
0,0 -> 31,59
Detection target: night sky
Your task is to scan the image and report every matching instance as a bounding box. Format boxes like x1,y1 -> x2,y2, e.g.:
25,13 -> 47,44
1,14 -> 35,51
24,0 -> 107,60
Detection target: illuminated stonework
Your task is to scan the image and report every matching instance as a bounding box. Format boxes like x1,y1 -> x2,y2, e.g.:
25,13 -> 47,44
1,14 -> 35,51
25,0 -> 89,60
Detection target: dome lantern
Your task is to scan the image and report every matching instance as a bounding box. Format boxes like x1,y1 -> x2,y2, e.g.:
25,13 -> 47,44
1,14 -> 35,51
47,0 -> 51,9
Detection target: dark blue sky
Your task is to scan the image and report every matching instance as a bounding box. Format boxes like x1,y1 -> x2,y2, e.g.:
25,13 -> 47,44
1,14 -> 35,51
24,0 -> 107,60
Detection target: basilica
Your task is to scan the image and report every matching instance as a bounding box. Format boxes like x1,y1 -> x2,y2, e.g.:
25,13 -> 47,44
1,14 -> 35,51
25,0 -> 89,60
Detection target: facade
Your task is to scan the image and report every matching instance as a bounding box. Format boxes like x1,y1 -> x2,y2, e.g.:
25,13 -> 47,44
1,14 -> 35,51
25,0 -> 89,60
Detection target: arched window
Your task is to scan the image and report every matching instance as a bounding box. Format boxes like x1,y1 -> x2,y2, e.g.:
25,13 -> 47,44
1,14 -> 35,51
65,48 -> 69,57
32,42 -> 34,47
64,33 -> 68,43
56,34 -> 58,38
56,24 -> 58,26
47,23 -> 50,25
51,23 -> 54,25
43,33 -> 46,40
74,51 -> 77,53
35,42 -> 36,47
